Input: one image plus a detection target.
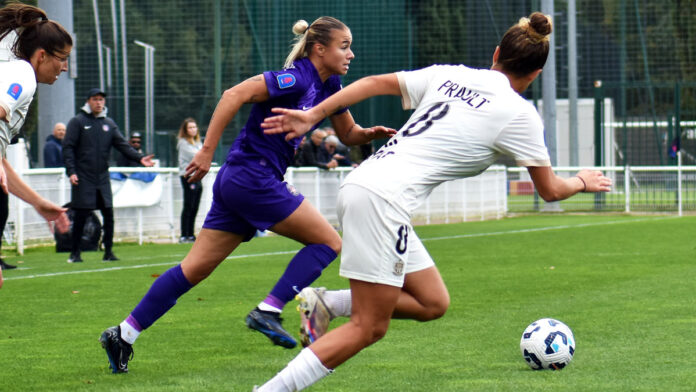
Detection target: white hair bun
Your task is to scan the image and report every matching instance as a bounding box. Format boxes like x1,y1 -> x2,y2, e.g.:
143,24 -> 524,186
292,19 -> 309,35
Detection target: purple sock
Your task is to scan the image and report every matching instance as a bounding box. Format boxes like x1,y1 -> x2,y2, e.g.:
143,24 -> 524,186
266,244 -> 337,308
129,264 -> 194,330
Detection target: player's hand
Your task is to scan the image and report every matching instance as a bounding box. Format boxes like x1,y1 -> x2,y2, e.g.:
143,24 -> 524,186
69,174 -> 79,185
185,149 -> 214,183
140,154 -> 155,167
576,169 -> 612,193
261,108 -> 316,141
34,198 -> 69,234
365,125 -> 397,140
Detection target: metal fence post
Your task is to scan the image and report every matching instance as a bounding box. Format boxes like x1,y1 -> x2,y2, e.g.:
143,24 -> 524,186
168,172 -> 176,242
624,166 -> 631,213
594,81 -> 605,210
678,152 -> 683,217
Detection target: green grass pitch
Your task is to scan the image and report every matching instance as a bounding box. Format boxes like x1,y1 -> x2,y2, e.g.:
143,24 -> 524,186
0,214 -> 694,391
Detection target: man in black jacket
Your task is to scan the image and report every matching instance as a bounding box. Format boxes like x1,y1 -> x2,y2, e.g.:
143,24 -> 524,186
43,122 -> 66,168
63,88 -> 154,262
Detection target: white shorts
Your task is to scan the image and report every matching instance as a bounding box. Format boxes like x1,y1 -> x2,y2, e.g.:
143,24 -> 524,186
337,184 -> 435,287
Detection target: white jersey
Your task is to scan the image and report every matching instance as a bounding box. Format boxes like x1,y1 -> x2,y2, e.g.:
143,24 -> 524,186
0,30 -> 18,61
343,64 -> 551,214
0,59 -> 36,156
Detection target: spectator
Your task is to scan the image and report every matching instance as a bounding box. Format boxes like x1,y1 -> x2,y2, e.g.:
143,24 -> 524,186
63,88 -> 154,263
322,135 -> 355,167
116,132 -> 143,167
298,129 -> 337,169
291,135 -> 307,167
176,118 -> 203,243
349,142 -> 374,165
43,122 -> 65,168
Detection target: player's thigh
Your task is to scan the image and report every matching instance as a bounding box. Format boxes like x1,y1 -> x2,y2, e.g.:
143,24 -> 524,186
180,228 -> 245,284
350,279 -> 401,338
270,199 -> 341,252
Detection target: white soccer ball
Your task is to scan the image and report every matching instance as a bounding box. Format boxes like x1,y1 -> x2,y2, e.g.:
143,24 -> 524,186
520,318 -> 575,370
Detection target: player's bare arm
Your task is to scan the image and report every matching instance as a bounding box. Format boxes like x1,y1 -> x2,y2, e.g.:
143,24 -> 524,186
328,111 -> 396,146
2,158 -> 69,233
261,73 -> 401,140
527,166 -> 612,201
185,74 -> 269,182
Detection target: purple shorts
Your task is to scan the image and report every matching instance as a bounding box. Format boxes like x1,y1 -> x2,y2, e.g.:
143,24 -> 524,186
202,162 -> 304,241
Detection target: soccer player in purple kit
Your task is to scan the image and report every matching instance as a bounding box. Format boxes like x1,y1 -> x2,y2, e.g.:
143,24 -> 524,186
99,16 -> 395,373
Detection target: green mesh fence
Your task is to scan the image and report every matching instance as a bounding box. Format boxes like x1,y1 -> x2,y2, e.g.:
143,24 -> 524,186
6,0 -> 696,166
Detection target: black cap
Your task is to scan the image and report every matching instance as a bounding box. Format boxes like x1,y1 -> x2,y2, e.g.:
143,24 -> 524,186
86,88 -> 106,100
130,131 -> 142,139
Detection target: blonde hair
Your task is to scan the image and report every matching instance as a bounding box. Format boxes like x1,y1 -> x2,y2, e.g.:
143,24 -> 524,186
283,16 -> 347,69
177,117 -> 200,144
497,12 -> 553,77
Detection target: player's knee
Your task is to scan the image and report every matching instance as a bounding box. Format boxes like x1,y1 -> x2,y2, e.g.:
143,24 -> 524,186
369,323 -> 389,343
181,260 -> 214,285
355,319 -> 389,345
417,295 -> 450,321
324,234 -> 341,255
427,297 -> 450,320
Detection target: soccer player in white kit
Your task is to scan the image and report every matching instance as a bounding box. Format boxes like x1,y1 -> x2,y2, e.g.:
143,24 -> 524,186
0,3 -> 72,287
257,12 -> 612,391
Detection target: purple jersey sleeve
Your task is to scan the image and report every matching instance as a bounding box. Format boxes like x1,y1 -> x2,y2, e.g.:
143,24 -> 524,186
263,68 -> 310,101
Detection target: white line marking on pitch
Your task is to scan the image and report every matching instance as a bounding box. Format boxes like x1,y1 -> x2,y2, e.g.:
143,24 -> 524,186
3,216 -> 679,282
3,250 -> 299,281
421,216 -> 677,242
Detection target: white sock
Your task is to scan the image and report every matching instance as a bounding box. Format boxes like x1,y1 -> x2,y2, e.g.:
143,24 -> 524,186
257,348 -> 332,392
119,320 -> 140,345
257,301 -> 282,313
323,289 -> 352,318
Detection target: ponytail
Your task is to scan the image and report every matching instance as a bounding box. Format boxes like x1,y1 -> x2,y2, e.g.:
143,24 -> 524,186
284,19 -> 310,69
0,3 -> 72,60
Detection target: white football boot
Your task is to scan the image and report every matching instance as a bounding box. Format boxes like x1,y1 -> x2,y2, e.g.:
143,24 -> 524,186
296,287 -> 335,347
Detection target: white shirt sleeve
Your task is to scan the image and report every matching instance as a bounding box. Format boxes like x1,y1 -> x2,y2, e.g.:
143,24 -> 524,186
396,65 -> 440,110
494,106 -> 551,167
0,61 -> 36,124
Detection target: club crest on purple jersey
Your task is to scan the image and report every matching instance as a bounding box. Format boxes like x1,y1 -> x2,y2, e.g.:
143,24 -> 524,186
6,83 -> 22,100
103,124 -> 109,131
286,183 -> 300,196
277,73 -> 296,89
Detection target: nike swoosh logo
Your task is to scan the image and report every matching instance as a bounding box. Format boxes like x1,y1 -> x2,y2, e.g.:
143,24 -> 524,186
302,106 -> 310,111
292,285 -> 300,293
84,126 -> 92,129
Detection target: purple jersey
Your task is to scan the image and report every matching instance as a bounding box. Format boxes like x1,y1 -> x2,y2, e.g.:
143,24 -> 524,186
226,57 -> 348,179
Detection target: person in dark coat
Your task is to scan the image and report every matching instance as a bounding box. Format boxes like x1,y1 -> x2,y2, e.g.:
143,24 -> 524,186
298,128 -> 337,170
43,122 -> 65,168
62,88 -> 154,262
116,131 -> 144,167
